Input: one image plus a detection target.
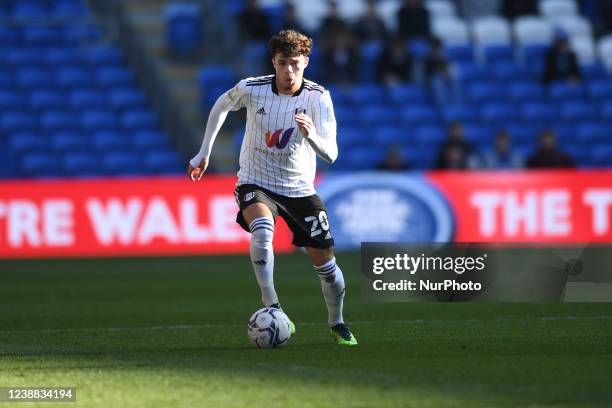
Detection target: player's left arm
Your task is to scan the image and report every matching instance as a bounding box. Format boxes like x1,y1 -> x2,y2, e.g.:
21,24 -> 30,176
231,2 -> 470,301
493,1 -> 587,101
295,91 -> 338,163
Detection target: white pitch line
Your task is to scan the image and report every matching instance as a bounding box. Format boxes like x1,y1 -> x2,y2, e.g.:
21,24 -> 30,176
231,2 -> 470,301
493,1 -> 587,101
1,315 -> 610,335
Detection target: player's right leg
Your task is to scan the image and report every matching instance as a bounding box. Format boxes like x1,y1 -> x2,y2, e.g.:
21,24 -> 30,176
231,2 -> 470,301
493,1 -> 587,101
242,203 -> 279,308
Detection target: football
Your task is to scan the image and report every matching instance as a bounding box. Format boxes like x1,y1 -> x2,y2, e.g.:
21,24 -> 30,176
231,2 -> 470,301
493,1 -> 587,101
247,307 -> 292,348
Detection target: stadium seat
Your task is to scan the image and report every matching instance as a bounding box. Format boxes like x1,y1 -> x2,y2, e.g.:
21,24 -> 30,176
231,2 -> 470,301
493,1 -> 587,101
68,88 -> 108,109
388,84 -> 428,104
432,17 -> 470,45
0,91 -> 25,110
95,66 -> 135,87
472,17 -> 512,47
399,105 -> 439,126
56,66 -> 92,88
581,62 -> 608,80
373,126 -> 407,146
40,110 -> 78,132
81,110 -> 117,132
164,2 -> 203,57
23,26 -> 64,45
539,0 -> 578,19
454,62 -> 490,82
506,124 -> 540,144
132,130 -> 172,150
480,103 -> 520,124
347,84 -> 387,105
20,152 -> 63,178
464,124 -> 493,144
17,67 -> 52,88
549,82 -> 584,100
120,110 -> 159,131
552,124 -> 575,143
425,0 -> 456,18
414,124 -> 446,144
359,105 -> 397,127
50,131 -> 91,152
483,45 -> 515,64
445,44 -> 474,63
144,150 -> 185,174
102,151 -> 143,176
199,65 -> 235,89
442,105 -> 479,123
108,88 -> 147,111
513,16 -> 554,46
52,0 -> 89,17
62,152 -> 104,177
587,80 -> 612,101
506,80 -> 545,101
552,16 -> 593,39
520,101 -> 558,124
6,48 -> 44,66
571,36 -> 596,64
591,145 -> 612,166
600,101 -> 612,121
465,82 -> 505,103
28,89 -> 66,110
8,132 -> 50,154
63,25 -> 101,45
576,123 -> 610,143
43,47 -> 81,67
1,111 -> 38,132
559,101 -> 598,122
492,62 -> 530,82
92,131 -> 131,151
81,46 -> 123,67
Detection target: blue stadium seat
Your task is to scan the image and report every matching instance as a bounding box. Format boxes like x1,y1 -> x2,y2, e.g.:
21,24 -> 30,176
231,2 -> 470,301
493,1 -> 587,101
347,84 -> 387,105
56,66 -> 92,88
13,1 -> 48,19
359,104 -> 397,127
506,80 -> 545,102
23,26 -> 64,45
591,145 -> 612,166
108,88 -> 147,111
600,101 -> 612,121
559,101 -> 598,122
28,89 -> 66,110
164,2 -> 203,57
92,131 -> 131,151
40,110 -> 78,132
576,123 -> 610,143
581,63 -> 608,80
43,47 -> 81,67
132,131 -> 171,150
442,105 -> 479,123
373,126 -> 407,146
199,65 -> 234,89
52,0 -> 89,17
586,80 -> 612,101
520,101 -> 558,125
552,124 -> 575,144
144,150 -> 184,174
506,124 -> 540,144
0,91 -> 25,110
445,45 -> 474,63
549,82 -> 584,101
399,105 -> 439,126
455,62 -> 490,82
483,45 -> 515,64
414,124 -> 446,144
17,67 -> 52,88
68,88 -> 108,109
409,39 -> 430,60
102,151 -> 142,176
343,147 -> 386,170
120,110 -> 159,131
464,124 -> 493,144
62,152 -> 105,177
1,111 -> 38,132
63,25 -> 101,44
9,132 -> 50,154
81,46 -> 123,67
359,41 -> 383,83
0,69 -> 13,87
492,62 -> 529,82
334,106 -> 354,125
20,152 -> 63,178
465,81 -> 505,102
50,131 -> 90,152
337,126 -> 370,147
95,66 -> 134,87
0,27 -> 21,45
480,103 -> 519,124
6,48 -> 44,66
81,110 -> 117,132
388,84 -> 428,104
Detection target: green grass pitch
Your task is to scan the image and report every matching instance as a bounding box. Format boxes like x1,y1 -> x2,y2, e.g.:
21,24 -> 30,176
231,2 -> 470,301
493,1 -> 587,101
1,252 -> 611,407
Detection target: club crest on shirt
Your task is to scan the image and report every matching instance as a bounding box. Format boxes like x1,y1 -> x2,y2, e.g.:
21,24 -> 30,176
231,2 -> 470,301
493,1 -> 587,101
265,128 -> 294,149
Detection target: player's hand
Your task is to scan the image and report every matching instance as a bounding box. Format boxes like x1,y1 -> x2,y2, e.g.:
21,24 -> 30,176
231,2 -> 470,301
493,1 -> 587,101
188,158 -> 208,181
295,113 -> 315,138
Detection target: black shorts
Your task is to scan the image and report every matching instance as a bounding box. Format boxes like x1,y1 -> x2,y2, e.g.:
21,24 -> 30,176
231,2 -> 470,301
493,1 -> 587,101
235,184 -> 335,249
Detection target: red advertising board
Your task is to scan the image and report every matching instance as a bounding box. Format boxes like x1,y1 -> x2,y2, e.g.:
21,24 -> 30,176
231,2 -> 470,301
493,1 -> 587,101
428,170 -> 612,242
0,177 -> 294,258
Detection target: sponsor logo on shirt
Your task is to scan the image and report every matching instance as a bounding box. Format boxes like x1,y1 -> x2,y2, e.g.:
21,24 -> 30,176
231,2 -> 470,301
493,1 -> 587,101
265,128 -> 294,149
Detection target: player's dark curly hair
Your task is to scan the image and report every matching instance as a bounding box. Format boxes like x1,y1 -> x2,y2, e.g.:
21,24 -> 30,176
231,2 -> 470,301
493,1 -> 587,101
268,30 -> 313,57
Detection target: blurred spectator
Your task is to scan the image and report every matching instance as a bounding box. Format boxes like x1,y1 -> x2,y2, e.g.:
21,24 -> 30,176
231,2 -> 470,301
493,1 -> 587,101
353,0 -> 388,43
397,0 -> 430,40
501,0 -> 537,20
319,0 -> 349,48
377,35 -> 413,85
378,146 -> 410,171
425,37 -> 460,105
542,34 -> 582,84
481,130 -> 524,169
322,29 -> 360,86
597,0 -> 612,35
282,3 -> 307,34
527,130 -> 575,169
436,122 -> 475,170
239,0 -> 271,41
460,0 -> 501,20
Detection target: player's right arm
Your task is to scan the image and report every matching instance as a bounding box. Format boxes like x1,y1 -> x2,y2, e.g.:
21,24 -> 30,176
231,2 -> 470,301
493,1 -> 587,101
188,80 -> 248,181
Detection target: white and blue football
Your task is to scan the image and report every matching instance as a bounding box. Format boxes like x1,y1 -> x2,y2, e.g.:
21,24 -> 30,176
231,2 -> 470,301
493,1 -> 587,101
247,307 -> 292,348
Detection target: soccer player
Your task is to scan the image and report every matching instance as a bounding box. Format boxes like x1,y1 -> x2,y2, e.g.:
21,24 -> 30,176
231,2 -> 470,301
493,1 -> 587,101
188,30 -> 357,346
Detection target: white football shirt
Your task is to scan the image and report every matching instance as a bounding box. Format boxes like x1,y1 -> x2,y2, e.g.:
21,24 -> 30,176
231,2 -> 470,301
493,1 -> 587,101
226,75 -> 338,197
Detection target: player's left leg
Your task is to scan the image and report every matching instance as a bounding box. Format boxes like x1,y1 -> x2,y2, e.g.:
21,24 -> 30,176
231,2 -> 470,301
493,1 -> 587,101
306,247 -> 357,346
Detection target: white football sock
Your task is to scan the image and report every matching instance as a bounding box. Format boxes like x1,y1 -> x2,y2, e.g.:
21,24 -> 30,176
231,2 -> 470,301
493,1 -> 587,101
314,257 -> 345,326
249,217 -> 278,307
